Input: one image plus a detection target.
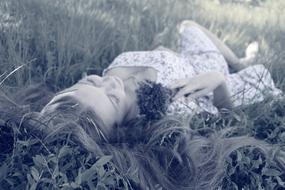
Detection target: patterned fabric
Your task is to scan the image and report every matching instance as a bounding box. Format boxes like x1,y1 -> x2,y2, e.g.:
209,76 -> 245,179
226,64 -> 282,107
103,26 -> 282,116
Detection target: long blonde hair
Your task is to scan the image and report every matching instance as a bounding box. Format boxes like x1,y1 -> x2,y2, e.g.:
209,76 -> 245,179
6,84 -> 284,190
39,94 -> 275,189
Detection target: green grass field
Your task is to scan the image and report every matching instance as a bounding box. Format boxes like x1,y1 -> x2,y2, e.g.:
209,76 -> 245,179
1,0 -> 285,90
1,0 -> 285,189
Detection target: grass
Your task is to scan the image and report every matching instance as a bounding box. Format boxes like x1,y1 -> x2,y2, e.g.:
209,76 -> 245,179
0,0 -> 285,189
1,0 -> 283,90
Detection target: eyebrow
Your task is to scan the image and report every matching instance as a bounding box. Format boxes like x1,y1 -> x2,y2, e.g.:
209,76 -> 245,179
55,88 -> 77,96
46,94 -> 76,109
87,77 -> 102,86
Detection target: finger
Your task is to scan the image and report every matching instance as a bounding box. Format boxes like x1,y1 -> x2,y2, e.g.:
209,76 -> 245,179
169,78 -> 191,89
172,90 -> 185,101
173,85 -> 197,100
188,87 -> 211,99
173,81 -> 206,100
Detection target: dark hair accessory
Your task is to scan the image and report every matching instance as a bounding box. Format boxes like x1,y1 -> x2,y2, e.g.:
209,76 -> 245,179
135,80 -> 175,120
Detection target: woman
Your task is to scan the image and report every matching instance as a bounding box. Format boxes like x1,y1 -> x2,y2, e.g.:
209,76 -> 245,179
41,20 -> 282,140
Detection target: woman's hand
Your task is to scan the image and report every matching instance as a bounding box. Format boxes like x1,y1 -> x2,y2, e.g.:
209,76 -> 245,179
169,71 -> 233,109
170,71 -> 225,100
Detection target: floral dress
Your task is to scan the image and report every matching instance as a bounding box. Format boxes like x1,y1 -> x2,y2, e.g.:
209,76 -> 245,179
103,26 -> 282,116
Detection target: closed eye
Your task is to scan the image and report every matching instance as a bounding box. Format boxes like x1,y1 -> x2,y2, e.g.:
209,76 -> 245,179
108,94 -> 120,105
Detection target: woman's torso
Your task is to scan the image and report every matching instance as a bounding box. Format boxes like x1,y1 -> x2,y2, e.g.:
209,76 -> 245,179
103,50 -> 214,86
102,25 -> 232,115
102,50 -> 229,115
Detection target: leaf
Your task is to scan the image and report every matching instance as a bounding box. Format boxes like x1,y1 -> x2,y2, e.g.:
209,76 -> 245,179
61,159 -> 75,171
70,182 -> 80,188
94,155 -> 113,168
96,182 -> 108,190
79,165 -> 98,183
279,132 -> 285,142
32,155 -> 45,168
103,176 -> 116,186
52,165 -> 59,179
12,172 -> 22,177
31,167 -> 40,181
39,178 -> 55,186
76,167 -> 82,184
30,183 -> 38,190
58,145 -> 72,159
252,155 -> 264,169
98,166 -> 106,178
276,176 -> 285,187
17,139 -> 39,147
0,163 -> 8,180
88,180 -> 97,189
59,181 -> 80,189
78,156 -> 112,184
47,154 -> 57,163
242,156 -> 251,165
236,150 -> 242,162
85,153 -> 93,163
262,168 -> 282,176
17,140 -> 30,146
27,174 -> 36,188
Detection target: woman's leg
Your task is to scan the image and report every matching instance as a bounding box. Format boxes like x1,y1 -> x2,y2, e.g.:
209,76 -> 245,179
178,20 -> 247,72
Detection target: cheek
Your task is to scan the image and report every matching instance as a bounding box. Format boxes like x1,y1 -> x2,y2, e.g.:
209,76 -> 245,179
119,93 -> 129,115
102,101 -> 119,124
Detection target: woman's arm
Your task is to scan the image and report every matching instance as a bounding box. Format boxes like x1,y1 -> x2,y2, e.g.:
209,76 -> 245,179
213,80 -> 233,110
170,71 -> 233,110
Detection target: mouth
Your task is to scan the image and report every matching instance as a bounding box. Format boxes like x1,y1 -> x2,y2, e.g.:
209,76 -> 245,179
113,76 -> 124,90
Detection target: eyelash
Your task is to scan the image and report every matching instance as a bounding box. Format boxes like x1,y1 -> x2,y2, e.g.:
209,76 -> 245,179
109,94 -> 120,104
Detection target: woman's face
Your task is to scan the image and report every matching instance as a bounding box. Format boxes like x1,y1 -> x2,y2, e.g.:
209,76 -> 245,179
44,75 -> 136,136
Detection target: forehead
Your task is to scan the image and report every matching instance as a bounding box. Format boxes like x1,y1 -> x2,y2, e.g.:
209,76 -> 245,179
72,82 -> 106,100
73,83 -> 116,127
